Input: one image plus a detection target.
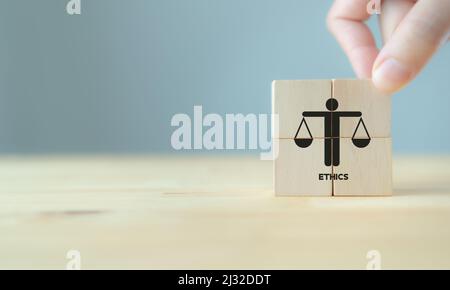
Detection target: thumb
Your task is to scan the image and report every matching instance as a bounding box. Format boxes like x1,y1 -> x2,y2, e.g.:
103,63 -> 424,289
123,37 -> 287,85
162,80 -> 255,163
372,0 -> 450,93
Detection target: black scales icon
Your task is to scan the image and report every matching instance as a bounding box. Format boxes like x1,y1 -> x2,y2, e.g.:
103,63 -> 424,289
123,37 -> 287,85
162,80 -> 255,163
294,98 -> 371,167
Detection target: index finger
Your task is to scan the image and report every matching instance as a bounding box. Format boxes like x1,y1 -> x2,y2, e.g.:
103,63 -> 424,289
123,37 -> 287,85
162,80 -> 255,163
327,0 -> 379,78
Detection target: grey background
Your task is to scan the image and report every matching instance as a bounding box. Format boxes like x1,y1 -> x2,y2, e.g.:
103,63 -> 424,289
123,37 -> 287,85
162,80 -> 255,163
0,0 -> 449,154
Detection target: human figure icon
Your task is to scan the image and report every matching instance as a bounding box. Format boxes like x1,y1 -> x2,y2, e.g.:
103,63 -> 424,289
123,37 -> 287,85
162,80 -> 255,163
296,98 -> 370,167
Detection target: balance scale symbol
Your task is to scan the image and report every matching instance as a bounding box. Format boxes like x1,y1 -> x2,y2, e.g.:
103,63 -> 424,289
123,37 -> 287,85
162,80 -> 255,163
294,98 -> 371,167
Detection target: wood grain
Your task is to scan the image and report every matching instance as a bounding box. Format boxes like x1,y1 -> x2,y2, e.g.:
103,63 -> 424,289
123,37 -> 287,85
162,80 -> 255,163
0,155 -> 449,269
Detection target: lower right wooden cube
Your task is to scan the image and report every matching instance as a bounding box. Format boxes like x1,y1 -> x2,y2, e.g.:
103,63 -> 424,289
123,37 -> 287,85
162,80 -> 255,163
333,138 -> 392,196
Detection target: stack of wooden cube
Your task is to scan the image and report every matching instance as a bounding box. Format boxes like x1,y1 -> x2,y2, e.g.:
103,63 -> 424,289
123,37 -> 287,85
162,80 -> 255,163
273,79 -> 392,196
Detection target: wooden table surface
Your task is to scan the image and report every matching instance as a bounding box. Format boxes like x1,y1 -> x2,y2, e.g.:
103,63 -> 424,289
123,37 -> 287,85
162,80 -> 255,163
1,155 -> 450,269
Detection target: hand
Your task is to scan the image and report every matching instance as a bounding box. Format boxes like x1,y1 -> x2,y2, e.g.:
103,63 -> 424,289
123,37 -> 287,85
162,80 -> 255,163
327,0 -> 450,93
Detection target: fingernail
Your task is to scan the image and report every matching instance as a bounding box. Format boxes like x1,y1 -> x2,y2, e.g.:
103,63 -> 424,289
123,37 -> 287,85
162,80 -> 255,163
372,58 -> 413,93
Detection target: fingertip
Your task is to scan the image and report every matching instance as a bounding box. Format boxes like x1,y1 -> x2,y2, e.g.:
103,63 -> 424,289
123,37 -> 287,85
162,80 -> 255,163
372,57 -> 414,94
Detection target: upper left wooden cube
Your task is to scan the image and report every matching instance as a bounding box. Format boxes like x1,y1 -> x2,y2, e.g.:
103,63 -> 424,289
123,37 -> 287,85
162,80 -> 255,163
272,80 -> 332,139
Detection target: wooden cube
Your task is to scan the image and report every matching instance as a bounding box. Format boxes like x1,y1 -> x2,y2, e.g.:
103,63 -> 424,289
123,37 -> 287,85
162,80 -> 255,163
274,139 -> 332,196
333,138 -> 393,196
332,79 -> 391,138
272,80 -> 332,139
